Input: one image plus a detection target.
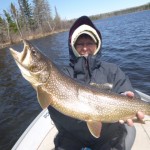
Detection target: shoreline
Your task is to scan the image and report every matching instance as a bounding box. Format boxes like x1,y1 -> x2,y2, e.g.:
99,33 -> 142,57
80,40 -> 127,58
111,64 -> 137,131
0,29 -> 68,49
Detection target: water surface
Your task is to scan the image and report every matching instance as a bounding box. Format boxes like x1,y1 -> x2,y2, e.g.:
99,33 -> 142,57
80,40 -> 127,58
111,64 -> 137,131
0,10 -> 150,149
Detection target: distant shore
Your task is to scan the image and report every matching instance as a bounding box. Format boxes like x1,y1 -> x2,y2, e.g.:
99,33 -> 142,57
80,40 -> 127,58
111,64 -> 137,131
0,29 -> 68,49
1,3 -> 150,49
90,3 -> 150,20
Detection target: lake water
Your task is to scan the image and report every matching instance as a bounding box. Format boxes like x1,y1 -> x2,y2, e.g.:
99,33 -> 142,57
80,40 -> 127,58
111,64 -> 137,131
0,10 -> 150,149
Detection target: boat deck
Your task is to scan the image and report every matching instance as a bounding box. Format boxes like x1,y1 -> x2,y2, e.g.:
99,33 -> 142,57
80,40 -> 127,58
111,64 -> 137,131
38,118 -> 150,150
132,118 -> 150,150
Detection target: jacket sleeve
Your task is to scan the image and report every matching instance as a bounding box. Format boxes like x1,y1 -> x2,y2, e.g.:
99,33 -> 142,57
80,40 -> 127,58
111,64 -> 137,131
109,65 -> 140,98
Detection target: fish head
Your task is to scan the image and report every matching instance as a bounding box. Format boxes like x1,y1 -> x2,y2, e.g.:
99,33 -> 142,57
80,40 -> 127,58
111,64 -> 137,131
10,40 -> 50,87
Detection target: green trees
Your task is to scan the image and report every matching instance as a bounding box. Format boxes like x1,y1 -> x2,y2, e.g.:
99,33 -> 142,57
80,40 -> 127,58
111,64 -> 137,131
18,0 -> 35,32
0,0 -> 65,45
0,16 -> 6,43
11,3 -> 23,38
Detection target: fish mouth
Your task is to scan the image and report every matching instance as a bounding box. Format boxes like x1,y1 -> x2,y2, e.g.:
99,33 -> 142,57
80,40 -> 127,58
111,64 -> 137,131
10,40 -> 28,64
10,40 -> 36,84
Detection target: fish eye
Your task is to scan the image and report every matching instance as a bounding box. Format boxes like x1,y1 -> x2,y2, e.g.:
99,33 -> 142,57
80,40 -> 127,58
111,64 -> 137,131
32,49 -> 36,56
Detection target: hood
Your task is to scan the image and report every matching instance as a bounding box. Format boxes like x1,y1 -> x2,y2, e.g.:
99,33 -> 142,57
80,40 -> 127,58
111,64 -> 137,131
68,16 -> 102,62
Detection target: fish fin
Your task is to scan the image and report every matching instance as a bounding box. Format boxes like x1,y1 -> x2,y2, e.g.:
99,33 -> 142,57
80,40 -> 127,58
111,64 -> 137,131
36,86 -> 52,109
90,82 -> 113,90
87,121 -> 102,138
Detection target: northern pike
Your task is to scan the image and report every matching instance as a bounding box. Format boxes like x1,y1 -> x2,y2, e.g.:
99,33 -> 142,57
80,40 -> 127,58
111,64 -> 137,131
10,40 -> 150,138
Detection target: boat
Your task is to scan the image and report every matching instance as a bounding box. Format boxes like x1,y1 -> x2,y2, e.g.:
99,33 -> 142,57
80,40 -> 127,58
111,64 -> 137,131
12,90 -> 150,150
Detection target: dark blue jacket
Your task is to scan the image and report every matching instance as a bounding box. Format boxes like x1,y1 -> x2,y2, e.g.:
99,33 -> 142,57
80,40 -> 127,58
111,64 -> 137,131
48,16 -> 138,146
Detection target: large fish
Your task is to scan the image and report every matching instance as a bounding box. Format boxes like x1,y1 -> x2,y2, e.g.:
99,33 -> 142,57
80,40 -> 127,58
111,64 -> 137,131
10,40 -> 150,138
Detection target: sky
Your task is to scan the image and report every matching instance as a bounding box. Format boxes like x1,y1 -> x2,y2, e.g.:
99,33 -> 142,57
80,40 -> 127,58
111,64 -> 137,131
0,0 -> 150,19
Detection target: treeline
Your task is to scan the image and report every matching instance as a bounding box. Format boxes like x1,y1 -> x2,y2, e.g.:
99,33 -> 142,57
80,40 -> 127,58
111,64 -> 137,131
90,3 -> 150,20
0,0 -> 74,47
0,1 -> 150,48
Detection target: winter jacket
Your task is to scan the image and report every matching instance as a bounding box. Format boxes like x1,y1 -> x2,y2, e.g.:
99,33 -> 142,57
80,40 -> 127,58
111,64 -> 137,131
48,16 -> 138,148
